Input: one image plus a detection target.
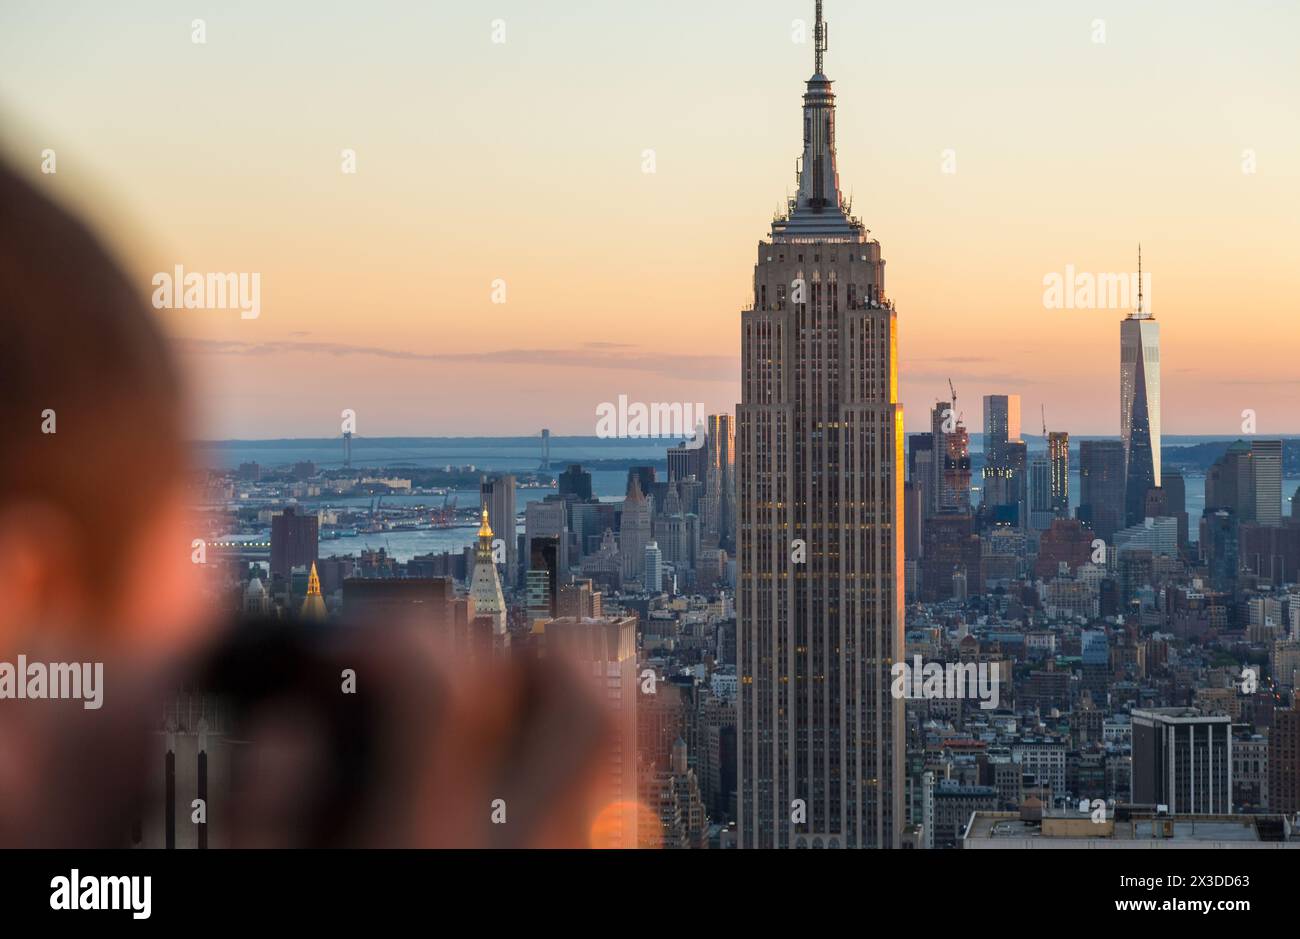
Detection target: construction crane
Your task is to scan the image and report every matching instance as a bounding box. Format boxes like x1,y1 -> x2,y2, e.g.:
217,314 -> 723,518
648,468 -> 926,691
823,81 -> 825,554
432,491 -> 457,528
946,378 -> 962,425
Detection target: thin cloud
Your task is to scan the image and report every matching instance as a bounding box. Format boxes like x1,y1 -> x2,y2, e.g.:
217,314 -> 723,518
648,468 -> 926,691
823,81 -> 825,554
905,368 -> 1046,386
909,355 -> 997,365
178,338 -> 739,383
1210,378 -> 1300,387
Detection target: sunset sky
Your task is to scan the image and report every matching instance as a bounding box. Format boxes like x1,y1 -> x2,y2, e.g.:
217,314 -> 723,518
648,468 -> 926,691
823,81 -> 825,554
3,0 -> 1297,439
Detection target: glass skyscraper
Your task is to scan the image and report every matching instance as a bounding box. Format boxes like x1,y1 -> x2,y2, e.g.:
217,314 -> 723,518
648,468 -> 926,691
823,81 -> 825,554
1120,251 -> 1160,526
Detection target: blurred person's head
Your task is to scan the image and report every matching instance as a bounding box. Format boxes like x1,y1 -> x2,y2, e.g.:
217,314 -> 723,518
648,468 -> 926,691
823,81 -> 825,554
0,159 -> 207,663
195,617 -> 620,849
0,160 -> 634,850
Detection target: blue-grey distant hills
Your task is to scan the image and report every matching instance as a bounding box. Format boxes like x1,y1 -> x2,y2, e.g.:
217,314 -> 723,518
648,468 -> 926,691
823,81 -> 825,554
1159,438 -> 1300,475
985,436 -> 1300,477
193,434 -> 1300,475
193,436 -> 678,472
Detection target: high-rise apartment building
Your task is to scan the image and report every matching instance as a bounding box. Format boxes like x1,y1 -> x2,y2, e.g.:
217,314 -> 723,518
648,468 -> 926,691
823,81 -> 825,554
1163,468 -> 1189,550
644,540 -> 663,594
908,434 -> 935,526
1079,439 -> 1126,542
944,420 -> 972,515
667,442 -> 706,485
525,499 -> 567,585
920,514 -> 981,602
984,440 -> 1027,527
1204,439 -> 1283,527
1047,431 -> 1069,518
620,476 -> 652,586
270,506 -> 318,580
557,464 -> 592,502
703,414 -> 736,552
1269,707 -> 1300,813
1027,453 -> 1054,531
737,2 -> 904,849
557,577 -> 601,619
982,394 -> 1021,469
981,394 -> 1024,523
1205,441 -> 1253,518
931,401 -> 970,515
480,473 -> 517,587
526,534 -> 561,626
1251,439 -> 1283,526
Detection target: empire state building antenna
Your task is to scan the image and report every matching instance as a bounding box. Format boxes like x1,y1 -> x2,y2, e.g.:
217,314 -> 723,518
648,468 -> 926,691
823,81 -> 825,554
814,1 -> 829,75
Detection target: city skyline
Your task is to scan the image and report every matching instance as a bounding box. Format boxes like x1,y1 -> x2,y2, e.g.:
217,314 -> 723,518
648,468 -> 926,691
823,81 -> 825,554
2,0 -> 1298,439
10,0 -> 1300,899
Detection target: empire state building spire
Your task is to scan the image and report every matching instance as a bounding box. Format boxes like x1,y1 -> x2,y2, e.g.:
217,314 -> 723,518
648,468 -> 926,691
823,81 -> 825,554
773,1 -> 861,242
814,0 -> 828,75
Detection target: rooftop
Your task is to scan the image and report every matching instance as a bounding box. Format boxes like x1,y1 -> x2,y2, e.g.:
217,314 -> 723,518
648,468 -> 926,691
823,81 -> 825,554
964,810 -> 1297,848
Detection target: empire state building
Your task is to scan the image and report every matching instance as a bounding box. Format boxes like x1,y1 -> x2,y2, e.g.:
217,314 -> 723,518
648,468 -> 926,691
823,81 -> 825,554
737,1 -> 904,849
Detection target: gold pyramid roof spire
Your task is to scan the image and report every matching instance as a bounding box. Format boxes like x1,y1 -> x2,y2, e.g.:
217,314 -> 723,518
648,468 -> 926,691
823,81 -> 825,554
300,561 -> 328,621
478,506 -> 494,539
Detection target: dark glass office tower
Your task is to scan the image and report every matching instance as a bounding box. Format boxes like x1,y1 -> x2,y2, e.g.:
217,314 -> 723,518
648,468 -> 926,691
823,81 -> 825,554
1121,249 -> 1160,526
